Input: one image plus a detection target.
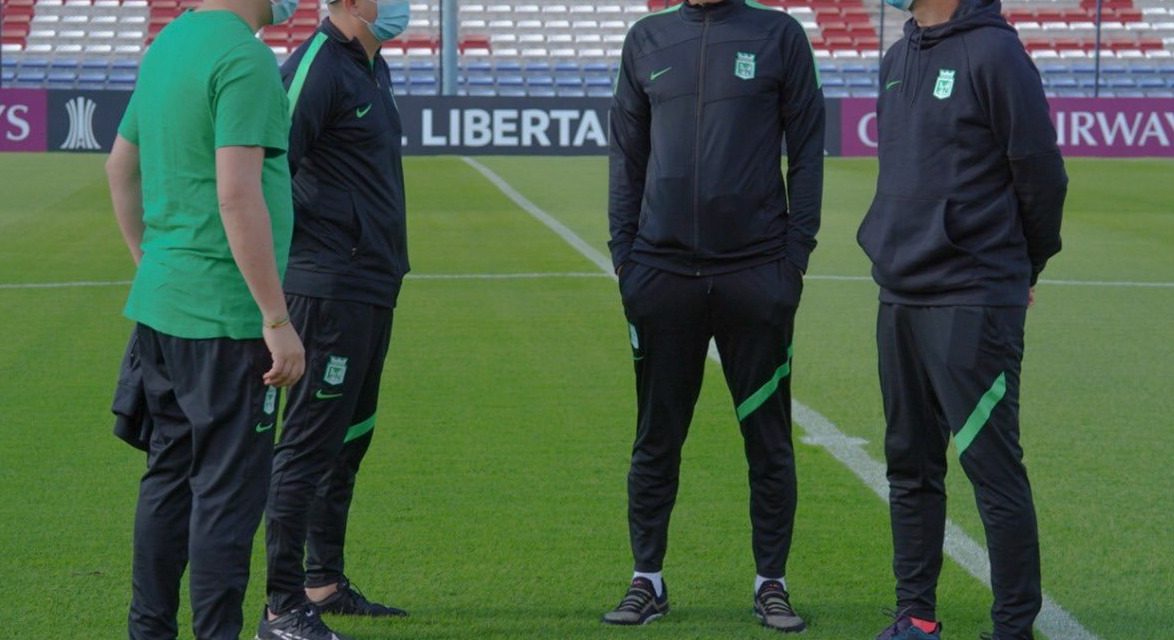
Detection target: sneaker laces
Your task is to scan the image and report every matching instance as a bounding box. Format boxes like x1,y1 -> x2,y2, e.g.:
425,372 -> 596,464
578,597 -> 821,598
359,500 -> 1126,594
616,580 -> 655,612
876,608 -> 912,639
337,577 -> 373,608
757,583 -> 796,616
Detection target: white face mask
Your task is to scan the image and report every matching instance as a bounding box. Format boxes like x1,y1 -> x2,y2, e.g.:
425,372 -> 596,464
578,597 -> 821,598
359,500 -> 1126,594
883,0 -> 915,10
358,0 -> 410,42
269,0 -> 299,24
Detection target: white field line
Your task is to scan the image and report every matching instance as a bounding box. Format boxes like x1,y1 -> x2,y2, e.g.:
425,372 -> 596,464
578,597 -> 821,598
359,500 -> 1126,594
462,156 -> 1101,640
2,275 -> 1169,291
0,273 -> 611,290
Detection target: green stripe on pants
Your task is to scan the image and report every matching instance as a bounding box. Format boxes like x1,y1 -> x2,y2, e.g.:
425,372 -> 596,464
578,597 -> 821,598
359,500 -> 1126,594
344,415 -> 375,444
735,344 -> 794,422
954,372 -> 1007,457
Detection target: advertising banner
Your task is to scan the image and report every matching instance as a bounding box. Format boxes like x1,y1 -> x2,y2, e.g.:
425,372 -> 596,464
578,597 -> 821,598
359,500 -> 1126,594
46,90 -> 132,153
397,96 -> 611,156
0,89 -> 47,152
2,91 -> 1171,158
840,97 -> 1174,158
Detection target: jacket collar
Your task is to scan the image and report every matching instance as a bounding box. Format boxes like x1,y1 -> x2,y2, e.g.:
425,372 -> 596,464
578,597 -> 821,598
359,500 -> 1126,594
678,0 -> 742,24
321,17 -> 376,66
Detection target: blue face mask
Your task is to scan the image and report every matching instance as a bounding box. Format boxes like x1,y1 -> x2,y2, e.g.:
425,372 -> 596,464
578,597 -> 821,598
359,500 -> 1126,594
361,0 -> 410,42
269,0 -> 299,24
884,0 -> 914,10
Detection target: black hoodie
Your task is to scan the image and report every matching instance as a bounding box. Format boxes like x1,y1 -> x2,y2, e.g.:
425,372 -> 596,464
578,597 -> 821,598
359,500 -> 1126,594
609,0 -> 825,277
857,0 -> 1066,306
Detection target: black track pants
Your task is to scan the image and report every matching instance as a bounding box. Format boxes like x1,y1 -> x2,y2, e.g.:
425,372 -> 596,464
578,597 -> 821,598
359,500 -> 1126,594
128,324 -> 275,640
620,259 -> 802,577
878,304 -> 1041,639
265,296 -> 392,614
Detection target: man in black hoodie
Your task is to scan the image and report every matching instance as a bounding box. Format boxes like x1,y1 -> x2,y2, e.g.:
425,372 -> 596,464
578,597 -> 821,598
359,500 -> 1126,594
605,0 -> 824,632
858,1 -> 1066,639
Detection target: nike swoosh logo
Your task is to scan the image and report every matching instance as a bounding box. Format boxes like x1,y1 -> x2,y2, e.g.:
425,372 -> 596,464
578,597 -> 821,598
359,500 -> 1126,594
650,67 -> 671,81
255,422 -> 275,433
356,104 -> 372,118
885,79 -> 903,91
315,390 -> 344,400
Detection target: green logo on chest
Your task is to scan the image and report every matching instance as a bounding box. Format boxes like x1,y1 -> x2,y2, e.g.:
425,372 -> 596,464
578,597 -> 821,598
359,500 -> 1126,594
735,52 -> 756,80
933,69 -> 956,100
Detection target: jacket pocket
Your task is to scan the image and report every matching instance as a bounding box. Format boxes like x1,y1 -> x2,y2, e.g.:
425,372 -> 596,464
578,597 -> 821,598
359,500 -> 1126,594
858,193 -> 975,294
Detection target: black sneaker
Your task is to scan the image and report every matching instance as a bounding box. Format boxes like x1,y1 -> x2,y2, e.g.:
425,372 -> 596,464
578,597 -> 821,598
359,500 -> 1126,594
254,604 -> 348,640
601,577 -> 669,625
314,576 -> 408,617
754,580 -> 806,633
875,608 -> 941,640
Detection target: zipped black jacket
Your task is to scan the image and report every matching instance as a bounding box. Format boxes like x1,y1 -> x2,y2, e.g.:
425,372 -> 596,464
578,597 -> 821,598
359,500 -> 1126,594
281,19 -> 409,308
609,0 -> 825,277
857,0 -> 1066,306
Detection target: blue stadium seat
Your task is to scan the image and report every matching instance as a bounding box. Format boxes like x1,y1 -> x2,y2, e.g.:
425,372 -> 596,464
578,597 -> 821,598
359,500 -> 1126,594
50,59 -> 80,70
586,87 -> 612,98
20,58 -> 49,69
1,70 -> 14,83
1129,64 -> 1158,74
464,61 -> 492,73
465,74 -> 494,87
555,75 -> 583,87
1071,63 -> 1096,74
390,73 -> 407,85
109,72 -> 137,86
846,76 -> 874,88
821,76 -> 846,88
582,62 -> 610,73
47,71 -> 76,85
527,75 -> 554,87
78,71 -> 107,84
523,62 -> 551,73
1101,64 -> 1128,75
408,61 -> 435,73
557,87 -> 586,97
81,58 -> 109,70
16,70 -> 46,83
584,75 -> 612,87
529,87 -> 557,97
495,61 -> 522,73
468,87 -> 496,97
1040,63 -> 1071,75
497,75 -> 524,87
498,87 -> 527,97
111,59 -> 138,70
1137,77 -> 1165,89
1049,76 -> 1079,89
554,61 -> 580,73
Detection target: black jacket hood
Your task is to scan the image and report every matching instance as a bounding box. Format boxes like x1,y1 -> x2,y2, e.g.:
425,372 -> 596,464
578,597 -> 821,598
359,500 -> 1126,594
905,0 -> 1015,47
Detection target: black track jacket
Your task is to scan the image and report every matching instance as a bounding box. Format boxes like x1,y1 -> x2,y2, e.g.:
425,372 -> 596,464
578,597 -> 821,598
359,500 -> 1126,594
609,0 -> 825,277
281,19 -> 408,308
858,0 -> 1066,306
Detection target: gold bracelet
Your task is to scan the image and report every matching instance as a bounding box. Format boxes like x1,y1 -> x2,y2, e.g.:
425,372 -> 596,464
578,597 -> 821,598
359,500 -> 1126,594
264,315 -> 290,330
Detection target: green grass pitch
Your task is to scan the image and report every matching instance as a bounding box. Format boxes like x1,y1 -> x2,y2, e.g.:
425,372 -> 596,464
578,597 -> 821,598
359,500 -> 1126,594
0,153 -> 1170,639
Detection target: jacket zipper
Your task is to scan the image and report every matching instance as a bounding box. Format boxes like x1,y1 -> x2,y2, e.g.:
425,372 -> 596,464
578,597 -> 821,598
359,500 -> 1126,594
691,14 -> 710,276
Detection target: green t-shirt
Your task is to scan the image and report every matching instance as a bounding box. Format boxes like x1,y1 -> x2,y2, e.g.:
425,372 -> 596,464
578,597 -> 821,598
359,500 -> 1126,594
118,10 -> 293,340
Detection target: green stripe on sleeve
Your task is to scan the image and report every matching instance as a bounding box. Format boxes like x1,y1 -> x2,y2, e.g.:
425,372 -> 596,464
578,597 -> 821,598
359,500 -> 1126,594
343,415 -> 376,443
954,372 -> 1007,457
286,32 -> 329,117
735,344 -> 794,422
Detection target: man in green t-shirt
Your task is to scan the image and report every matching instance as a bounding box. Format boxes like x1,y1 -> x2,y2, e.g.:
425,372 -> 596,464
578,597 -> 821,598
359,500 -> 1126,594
105,0 -> 306,637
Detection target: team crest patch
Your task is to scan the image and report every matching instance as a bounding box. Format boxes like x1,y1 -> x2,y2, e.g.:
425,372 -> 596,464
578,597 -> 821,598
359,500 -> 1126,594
263,386 -> 277,415
735,52 -> 756,80
323,356 -> 348,386
933,69 -> 956,100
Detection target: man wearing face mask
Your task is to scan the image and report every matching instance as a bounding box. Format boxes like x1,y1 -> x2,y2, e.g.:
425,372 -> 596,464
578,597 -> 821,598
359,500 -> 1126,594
858,1 -> 1066,639
106,0 -> 305,637
256,1 -> 410,639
